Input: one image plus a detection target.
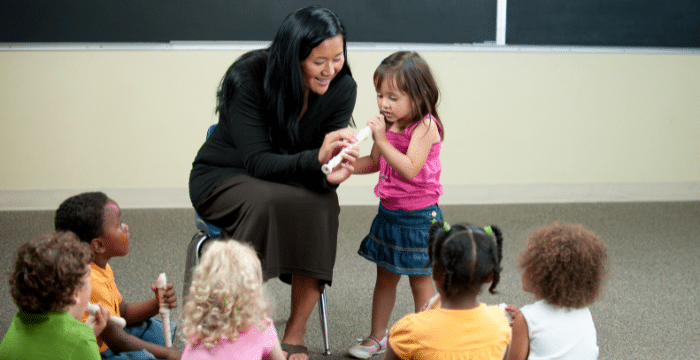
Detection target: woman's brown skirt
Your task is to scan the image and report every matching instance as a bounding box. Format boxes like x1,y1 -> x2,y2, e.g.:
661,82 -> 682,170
197,174 -> 340,285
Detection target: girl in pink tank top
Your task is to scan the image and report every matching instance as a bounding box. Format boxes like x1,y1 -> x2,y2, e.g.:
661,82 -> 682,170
348,51 -> 445,359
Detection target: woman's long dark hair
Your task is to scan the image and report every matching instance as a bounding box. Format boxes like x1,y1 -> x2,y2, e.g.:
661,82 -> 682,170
265,6 -> 352,151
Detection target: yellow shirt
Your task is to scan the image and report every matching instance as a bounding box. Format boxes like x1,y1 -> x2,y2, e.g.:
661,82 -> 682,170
389,303 -> 511,360
81,262 -> 123,353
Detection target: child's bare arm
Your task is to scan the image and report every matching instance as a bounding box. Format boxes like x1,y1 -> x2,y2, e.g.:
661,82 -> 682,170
354,156 -> 379,174
119,283 -> 177,325
374,118 -> 439,180
101,323 -> 180,360
354,143 -> 380,174
503,305 -> 529,360
118,298 -> 157,325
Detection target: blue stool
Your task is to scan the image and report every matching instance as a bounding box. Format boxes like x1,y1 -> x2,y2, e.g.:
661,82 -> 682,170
182,213 -> 221,271
183,125 -> 331,355
182,214 -> 221,298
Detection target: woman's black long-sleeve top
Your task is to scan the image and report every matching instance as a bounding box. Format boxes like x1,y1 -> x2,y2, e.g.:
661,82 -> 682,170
189,52 -> 358,210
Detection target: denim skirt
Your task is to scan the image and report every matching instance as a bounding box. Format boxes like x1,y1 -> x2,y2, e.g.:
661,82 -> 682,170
358,203 -> 443,275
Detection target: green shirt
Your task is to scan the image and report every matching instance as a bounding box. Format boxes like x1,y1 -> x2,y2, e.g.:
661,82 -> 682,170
0,310 -> 100,360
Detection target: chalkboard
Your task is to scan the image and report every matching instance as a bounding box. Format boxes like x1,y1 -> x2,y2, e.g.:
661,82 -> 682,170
0,0 -> 496,44
507,0 -> 700,47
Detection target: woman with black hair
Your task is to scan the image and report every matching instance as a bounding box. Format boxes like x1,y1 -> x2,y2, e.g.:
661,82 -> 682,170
188,6 -> 358,360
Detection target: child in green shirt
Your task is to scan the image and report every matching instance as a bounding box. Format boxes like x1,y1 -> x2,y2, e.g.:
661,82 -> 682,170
0,232 -> 110,359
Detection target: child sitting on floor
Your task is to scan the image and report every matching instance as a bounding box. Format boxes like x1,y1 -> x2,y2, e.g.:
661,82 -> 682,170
55,191 -> 180,360
504,222 -> 608,360
383,221 -> 512,360
180,240 -> 285,360
0,232 -> 110,359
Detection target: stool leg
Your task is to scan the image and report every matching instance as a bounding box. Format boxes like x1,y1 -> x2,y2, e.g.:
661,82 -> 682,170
183,231 -> 209,299
318,287 -> 331,355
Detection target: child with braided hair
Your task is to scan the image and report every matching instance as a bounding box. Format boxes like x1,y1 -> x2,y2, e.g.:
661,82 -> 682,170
383,221 -> 512,360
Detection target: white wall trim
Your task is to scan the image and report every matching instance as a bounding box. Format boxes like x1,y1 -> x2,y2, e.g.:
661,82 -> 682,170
1,182 -> 697,211
0,188 -> 192,211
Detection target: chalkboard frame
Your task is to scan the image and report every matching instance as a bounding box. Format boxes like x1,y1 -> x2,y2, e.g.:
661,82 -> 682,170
0,0 -> 497,44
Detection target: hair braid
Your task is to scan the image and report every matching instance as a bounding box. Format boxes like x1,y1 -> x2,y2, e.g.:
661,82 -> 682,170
488,225 -> 503,294
427,221 -> 443,266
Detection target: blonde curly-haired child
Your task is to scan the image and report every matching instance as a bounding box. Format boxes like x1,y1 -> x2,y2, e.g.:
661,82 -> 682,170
180,240 -> 285,360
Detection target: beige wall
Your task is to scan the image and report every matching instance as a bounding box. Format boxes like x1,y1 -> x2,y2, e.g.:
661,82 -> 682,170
1,47 -> 698,208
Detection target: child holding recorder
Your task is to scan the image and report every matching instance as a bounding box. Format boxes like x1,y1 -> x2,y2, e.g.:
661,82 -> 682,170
349,51 -> 445,358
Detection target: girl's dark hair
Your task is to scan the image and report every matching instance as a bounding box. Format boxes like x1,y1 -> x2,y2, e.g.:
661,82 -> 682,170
55,191 -> 109,243
10,232 -> 93,313
374,51 -> 443,140
265,6 -> 352,150
428,221 -> 503,297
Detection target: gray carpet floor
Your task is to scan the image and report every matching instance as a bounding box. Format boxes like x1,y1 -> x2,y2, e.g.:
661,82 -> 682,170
1,202 -> 698,359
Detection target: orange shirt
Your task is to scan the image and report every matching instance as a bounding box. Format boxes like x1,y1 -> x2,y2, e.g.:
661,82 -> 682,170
81,262 -> 123,353
389,303 -> 511,360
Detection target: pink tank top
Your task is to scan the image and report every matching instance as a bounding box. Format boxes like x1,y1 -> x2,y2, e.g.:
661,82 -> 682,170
374,114 -> 443,211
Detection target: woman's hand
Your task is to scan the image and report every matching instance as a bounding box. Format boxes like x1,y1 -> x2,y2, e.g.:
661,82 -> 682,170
318,128 -> 358,165
325,144 -> 359,185
319,127 -> 360,184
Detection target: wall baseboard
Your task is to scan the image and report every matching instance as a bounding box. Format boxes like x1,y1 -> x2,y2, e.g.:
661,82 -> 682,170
1,182 -> 697,211
0,188 -> 192,211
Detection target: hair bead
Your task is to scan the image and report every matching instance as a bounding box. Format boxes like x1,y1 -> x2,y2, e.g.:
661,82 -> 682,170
431,219 -> 451,232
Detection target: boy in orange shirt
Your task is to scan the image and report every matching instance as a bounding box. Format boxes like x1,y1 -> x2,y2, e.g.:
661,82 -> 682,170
55,191 -> 180,360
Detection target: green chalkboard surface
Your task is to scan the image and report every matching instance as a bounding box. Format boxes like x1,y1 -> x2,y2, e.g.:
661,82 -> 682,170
0,0 -> 496,44
507,0 -> 700,47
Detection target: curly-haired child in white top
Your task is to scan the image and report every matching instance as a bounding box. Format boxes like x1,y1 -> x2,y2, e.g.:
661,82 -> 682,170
504,222 -> 608,360
180,240 -> 285,360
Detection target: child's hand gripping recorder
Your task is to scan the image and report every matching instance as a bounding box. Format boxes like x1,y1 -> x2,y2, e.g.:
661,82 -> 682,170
86,303 -> 127,328
156,273 -> 173,347
499,303 -> 514,323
